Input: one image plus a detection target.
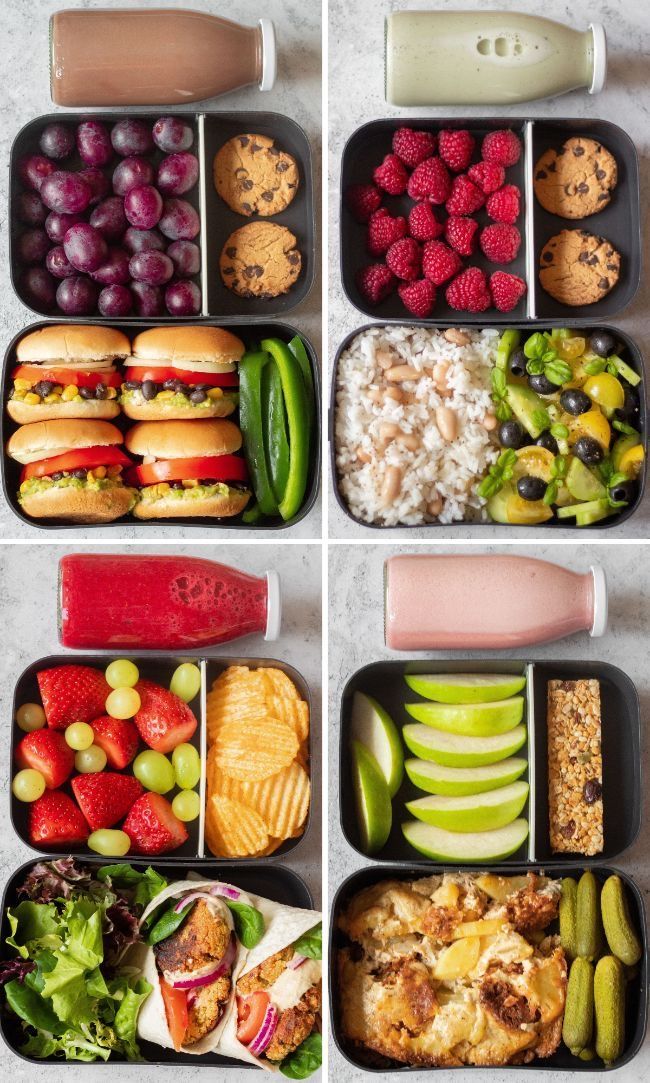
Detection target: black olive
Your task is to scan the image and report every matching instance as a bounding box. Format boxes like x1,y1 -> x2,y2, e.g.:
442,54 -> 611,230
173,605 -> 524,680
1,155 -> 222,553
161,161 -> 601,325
189,388 -> 207,404
50,471 -> 64,481
535,431 -> 559,454
124,380 -> 141,391
560,388 -> 591,416
516,475 -> 547,502
498,420 -> 524,449
162,379 -> 178,391
574,436 -> 604,465
95,384 -> 107,399
588,331 -> 617,357
79,386 -> 95,400
609,479 -> 637,504
528,373 -> 557,396
35,380 -> 54,398
615,387 -> 639,424
142,379 -> 158,401
194,383 -> 211,391
509,349 -> 527,378
176,383 -> 190,396
73,468 -> 87,480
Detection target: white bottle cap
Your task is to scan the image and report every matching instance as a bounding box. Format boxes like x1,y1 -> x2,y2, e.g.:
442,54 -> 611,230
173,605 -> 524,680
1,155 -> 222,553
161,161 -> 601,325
589,564 -> 608,637
259,19 -> 277,92
589,23 -> 607,94
265,570 -> 281,640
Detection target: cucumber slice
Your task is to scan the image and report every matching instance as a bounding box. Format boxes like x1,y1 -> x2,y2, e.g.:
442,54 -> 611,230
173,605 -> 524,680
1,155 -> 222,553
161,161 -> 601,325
565,458 -> 607,502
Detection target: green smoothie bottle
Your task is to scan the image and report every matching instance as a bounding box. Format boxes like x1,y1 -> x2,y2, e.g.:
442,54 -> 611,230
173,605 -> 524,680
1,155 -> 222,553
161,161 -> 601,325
385,11 -> 606,106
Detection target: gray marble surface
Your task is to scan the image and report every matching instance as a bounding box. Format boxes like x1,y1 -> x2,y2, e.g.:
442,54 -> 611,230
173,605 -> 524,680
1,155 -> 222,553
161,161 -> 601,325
327,0 -> 650,538
0,542 -> 322,1080
328,543 -> 650,1081
0,0 -> 321,539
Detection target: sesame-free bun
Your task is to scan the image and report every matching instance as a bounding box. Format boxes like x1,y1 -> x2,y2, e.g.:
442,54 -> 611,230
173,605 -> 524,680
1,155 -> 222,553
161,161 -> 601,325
16,325 -> 130,364
121,396 -> 236,422
132,487 -> 250,520
131,325 -> 244,366
7,398 -> 120,425
125,418 -> 242,459
20,484 -> 135,524
7,419 -> 124,465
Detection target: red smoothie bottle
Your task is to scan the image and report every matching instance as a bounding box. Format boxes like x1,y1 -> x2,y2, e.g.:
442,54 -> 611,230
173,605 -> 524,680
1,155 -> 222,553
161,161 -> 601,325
58,554 -> 280,650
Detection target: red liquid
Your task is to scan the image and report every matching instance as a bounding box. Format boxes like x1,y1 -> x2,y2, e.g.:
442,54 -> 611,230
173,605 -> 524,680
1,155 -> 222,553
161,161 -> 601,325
59,554 -> 269,649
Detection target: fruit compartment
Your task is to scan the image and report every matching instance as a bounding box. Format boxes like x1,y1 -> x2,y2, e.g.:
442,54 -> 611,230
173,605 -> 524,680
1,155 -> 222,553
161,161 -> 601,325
0,857 -> 312,1067
339,659 -> 640,868
0,318 -> 321,532
330,863 -> 648,1073
329,322 -> 647,531
10,653 -> 313,863
340,118 -> 640,324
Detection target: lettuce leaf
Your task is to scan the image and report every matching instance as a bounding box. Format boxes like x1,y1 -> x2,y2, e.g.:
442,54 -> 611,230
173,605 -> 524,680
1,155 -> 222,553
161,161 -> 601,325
7,901 -> 61,958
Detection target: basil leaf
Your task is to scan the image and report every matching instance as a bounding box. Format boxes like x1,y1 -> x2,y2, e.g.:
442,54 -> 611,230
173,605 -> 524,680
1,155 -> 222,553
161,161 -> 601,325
544,359 -> 572,386
225,902 -> 265,949
550,423 -> 569,439
280,1033 -> 322,1079
584,357 -> 607,376
543,481 -> 558,506
531,409 -> 550,431
523,332 -> 546,360
525,358 -> 544,375
495,400 -> 511,422
293,923 -> 322,960
608,472 -> 629,488
491,367 -> 507,397
146,900 -> 194,946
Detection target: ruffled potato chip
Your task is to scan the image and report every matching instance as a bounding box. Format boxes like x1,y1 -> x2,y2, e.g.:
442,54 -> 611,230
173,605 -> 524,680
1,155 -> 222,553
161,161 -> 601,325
205,794 -> 268,857
212,717 -> 298,781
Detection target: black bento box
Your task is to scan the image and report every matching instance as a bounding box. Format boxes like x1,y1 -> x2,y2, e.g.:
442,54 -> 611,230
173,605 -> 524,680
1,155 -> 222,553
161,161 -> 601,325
340,118 -> 640,323
0,857 -> 313,1067
10,653 -> 312,862
339,659 -> 641,867
11,110 -> 315,319
1,319 -> 320,531
330,863 -> 648,1072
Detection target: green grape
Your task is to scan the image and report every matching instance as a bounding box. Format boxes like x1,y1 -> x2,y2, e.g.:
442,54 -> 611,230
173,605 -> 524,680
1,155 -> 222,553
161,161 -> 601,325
16,702 -> 46,732
65,721 -> 95,751
170,662 -> 201,703
88,829 -> 131,857
105,686 -> 141,719
105,659 -> 140,689
172,743 -> 201,789
172,789 -> 200,822
75,745 -> 107,773
133,750 -> 175,794
12,769 -> 46,802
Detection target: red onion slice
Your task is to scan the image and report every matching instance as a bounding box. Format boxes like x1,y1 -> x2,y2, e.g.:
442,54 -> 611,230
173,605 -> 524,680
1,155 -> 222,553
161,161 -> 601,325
173,885 -> 239,914
288,954 -> 307,970
248,1003 -> 279,1056
210,883 -> 241,900
170,933 -> 236,990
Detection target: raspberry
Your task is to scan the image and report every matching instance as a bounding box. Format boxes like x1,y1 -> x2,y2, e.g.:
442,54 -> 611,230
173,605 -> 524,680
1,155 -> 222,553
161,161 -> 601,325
386,237 -> 421,281
486,184 -> 521,224
398,278 -> 436,318
367,208 -> 407,256
345,183 -> 382,223
438,129 -> 475,172
445,175 -> 485,216
446,267 -> 491,313
407,157 -> 451,204
422,240 -> 462,286
356,263 -> 395,305
445,216 -> 479,257
408,202 -> 444,242
482,129 -> 522,167
392,127 -> 436,168
373,153 -> 408,195
467,161 -> 505,194
480,223 -> 521,264
490,271 -> 527,312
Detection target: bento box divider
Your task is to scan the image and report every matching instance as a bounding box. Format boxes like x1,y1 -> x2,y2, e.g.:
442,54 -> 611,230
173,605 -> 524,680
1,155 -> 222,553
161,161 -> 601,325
524,120 -> 537,321
526,661 -> 537,862
197,112 -> 209,318
198,657 -> 208,858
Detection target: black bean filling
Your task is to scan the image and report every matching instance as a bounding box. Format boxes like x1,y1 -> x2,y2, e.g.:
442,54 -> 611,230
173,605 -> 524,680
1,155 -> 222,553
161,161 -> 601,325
21,380 -> 109,401
123,378 -> 235,404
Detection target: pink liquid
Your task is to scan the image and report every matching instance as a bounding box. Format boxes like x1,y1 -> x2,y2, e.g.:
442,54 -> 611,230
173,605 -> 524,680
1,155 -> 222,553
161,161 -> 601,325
385,555 -> 605,650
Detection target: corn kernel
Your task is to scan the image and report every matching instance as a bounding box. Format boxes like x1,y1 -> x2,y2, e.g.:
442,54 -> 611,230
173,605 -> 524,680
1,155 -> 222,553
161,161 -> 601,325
107,465 -> 122,478
62,385 -> 78,401
157,390 -> 175,401
107,387 -> 118,399
158,482 -> 171,494
93,466 -> 107,479
86,470 -> 95,482
207,387 -> 223,400
14,379 -> 32,390
52,386 -> 63,395
183,479 -> 199,488
12,391 -> 26,401
44,393 -> 61,404
24,393 -> 41,405
19,481 -> 29,494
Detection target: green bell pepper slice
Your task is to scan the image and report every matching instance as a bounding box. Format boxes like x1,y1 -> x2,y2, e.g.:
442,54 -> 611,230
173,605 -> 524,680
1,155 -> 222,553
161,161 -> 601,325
262,360 -> 290,504
238,350 -> 278,517
288,335 -> 315,440
261,338 -> 310,521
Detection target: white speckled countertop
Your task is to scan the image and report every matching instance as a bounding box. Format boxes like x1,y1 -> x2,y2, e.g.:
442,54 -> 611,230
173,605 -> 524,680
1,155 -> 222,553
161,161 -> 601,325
0,542 -> 322,1080
328,0 -> 650,538
328,543 -> 650,1081
0,0 -> 321,539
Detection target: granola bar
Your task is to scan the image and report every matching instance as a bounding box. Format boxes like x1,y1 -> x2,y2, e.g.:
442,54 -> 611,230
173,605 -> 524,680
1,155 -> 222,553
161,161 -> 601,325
547,678 -> 603,855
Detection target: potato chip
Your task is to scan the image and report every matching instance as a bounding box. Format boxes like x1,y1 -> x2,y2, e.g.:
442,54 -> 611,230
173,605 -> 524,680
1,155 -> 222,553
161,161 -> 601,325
205,795 -> 269,858
212,717 -> 298,780
261,668 -> 301,700
255,836 -> 285,857
254,762 -> 310,837
262,694 -> 310,744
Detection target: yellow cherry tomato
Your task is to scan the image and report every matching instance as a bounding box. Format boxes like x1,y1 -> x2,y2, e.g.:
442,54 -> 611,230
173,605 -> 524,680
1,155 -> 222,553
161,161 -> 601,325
513,446 -> 555,483
567,409 -> 611,450
557,336 -> 586,361
619,444 -> 645,478
583,373 -> 625,412
506,491 -> 554,525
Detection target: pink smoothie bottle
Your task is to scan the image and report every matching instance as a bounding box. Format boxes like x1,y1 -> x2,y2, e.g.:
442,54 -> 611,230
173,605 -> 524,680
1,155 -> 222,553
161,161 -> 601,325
384,554 -> 607,650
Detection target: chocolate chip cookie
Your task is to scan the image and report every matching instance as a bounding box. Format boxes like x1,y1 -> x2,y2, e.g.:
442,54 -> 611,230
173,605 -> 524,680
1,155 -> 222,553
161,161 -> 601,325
214,134 -> 299,217
534,137 -> 617,219
539,229 -> 621,306
220,223 -> 302,298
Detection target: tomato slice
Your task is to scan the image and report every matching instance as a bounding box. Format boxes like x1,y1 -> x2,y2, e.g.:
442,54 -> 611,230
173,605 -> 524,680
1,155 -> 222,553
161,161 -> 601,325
160,979 -> 188,1052
125,365 -> 239,388
21,445 -> 133,482
237,991 -> 270,1045
126,455 -> 248,487
12,365 -> 122,389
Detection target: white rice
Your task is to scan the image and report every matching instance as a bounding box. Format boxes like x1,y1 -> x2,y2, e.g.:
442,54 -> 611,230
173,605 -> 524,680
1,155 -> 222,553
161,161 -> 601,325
334,326 -> 501,526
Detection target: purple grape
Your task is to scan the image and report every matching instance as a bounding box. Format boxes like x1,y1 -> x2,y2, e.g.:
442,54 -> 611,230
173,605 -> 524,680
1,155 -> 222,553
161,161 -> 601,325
18,154 -> 55,192
56,276 -> 99,315
45,211 -> 84,243
159,198 -> 200,240
39,123 -> 75,161
78,167 -> 110,205
89,196 -> 127,240
15,191 -> 47,226
167,240 -> 200,278
130,281 -> 164,316
124,185 -> 163,229
112,156 -> 154,196
76,120 -> 112,167
123,227 -> 165,254
40,171 -> 91,214
157,153 -> 199,196
63,223 -> 108,273
165,279 -> 201,316
46,246 -> 76,279
20,267 -> 56,310
90,247 -> 130,285
152,116 -> 194,153
129,250 -> 173,286
98,284 -> 133,317
111,119 -> 154,157
16,228 -> 51,265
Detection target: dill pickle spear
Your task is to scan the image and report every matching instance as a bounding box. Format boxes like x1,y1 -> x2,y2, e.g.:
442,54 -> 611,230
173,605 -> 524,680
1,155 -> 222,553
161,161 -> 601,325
559,877 -> 578,960
563,957 -> 594,1056
594,955 -> 626,1065
576,870 -> 603,961
601,875 -> 642,966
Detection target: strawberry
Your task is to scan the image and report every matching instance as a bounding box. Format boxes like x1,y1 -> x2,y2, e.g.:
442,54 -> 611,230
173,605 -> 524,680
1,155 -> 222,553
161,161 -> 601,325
373,153 -> 408,196
481,129 -> 522,167
366,208 -> 407,256
356,263 -> 395,304
392,127 -> 436,168
345,183 -> 382,222
37,664 -> 111,730
385,237 -> 421,282
398,279 -> 436,317
486,184 -> 521,224
490,271 -> 527,312
71,772 -> 143,831
468,161 -> 505,194
29,791 -> 88,849
446,267 -> 492,313
445,215 -> 479,257
123,793 -> 188,856
408,202 -> 444,242
134,680 -> 198,753
407,157 -> 451,204
445,175 -> 485,216
438,129 -> 475,172
422,240 -> 462,286
91,716 -> 139,769
480,223 -> 522,264
15,729 -> 74,789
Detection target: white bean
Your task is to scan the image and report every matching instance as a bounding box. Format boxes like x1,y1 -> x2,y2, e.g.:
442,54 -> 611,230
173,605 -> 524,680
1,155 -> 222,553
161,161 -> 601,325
397,432 -> 420,451
427,496 -> 443,517
386,364 -> 420,382
432,361 -> 450,388
444,327 -> 470,346
436,405 -> 458,441
384,386 -> 404,402
376,350 -> 394,370
380,466 -> 402,506
357,449 -> 372,464
367,387 -> 383,403
378,421 -> 401,441
481,412 -> 498,431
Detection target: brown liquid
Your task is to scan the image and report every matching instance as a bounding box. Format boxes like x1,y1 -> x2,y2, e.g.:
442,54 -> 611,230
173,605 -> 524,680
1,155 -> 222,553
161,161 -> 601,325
51,8 -> 264,106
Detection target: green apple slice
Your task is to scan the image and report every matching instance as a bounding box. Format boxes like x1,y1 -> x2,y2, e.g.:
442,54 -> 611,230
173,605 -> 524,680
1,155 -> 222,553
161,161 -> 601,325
403,724 -> 526,767
404,673 -> 526,704
402,818 -> 529,863
405,697 -> 524,736
405,780 -> 529,832
351,740 -> 392,855
405,756 -> 527,795
350,690 -> 404,796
